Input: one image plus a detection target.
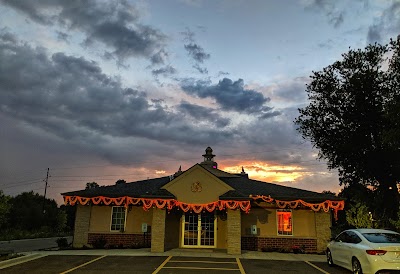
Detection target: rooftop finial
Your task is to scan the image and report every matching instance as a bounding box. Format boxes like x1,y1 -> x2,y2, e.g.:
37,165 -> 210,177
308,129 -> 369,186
200,147 -> 218,168
174,165 -> 183,177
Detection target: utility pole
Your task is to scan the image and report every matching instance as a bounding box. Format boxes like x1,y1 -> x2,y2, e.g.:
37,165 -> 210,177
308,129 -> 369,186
42,168 -> 49,214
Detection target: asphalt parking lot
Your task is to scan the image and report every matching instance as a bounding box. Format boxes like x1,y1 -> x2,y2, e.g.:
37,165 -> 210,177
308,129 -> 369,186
1,255 -> 352,274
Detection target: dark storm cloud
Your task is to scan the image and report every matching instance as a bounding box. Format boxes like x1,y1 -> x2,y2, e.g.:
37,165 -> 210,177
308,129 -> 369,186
367,1 -> 400,44
184,43 -> 210,63
1,0 -> 167,64
180,78 -> 276,117
0,33 -> 233,148
151,65 -> 177,77
178,101 -> 230,128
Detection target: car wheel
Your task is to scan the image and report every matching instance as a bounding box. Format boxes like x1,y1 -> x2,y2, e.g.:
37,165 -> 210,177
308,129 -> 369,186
326,249 -> 335,267
352,258 -> 363,274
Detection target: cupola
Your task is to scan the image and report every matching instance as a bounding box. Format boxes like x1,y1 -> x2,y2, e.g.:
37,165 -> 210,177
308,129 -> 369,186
200,146 -> 218,168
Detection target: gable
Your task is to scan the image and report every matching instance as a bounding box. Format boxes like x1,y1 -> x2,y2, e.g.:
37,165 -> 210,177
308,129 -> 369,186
162,164 -> 234,204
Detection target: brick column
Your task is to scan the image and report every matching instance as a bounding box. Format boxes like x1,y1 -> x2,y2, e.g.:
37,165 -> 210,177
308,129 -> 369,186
315,212 -> 331,253
151,208 -> 166,253
227,209 -> 241,255
73,204 -> 91,248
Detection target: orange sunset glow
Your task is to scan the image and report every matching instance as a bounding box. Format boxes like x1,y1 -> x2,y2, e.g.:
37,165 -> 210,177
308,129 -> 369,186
223,162 -> 305,182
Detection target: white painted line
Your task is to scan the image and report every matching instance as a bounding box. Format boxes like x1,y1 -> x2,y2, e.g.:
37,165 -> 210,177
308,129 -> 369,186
304,261 -> 330,274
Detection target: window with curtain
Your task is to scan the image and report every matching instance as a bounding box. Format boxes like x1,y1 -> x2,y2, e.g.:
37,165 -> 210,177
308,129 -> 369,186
277,209 -> 292,235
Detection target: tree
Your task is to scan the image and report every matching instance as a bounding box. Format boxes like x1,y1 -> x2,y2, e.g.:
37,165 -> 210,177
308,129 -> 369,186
346,202 -> 373,228
0,190 -> 11,229
8,191 -> 59,231
85,182 -> 99,189
295,36 -> 400,225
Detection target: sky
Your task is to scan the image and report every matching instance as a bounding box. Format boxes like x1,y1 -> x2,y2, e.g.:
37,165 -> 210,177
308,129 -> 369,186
0,0 -> 399,205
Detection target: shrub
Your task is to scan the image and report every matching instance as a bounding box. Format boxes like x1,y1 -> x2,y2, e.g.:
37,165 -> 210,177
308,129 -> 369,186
92,236 -> 107,249
56,237 -> 69,248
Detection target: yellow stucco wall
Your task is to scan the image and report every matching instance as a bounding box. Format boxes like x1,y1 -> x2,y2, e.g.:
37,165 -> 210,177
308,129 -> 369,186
89,205 -> 111,232
89,205 -> 153,233
162,165 -> 233,204
125,207 -> 153,233
217,215 -> 227,249
241,208 -> 317,237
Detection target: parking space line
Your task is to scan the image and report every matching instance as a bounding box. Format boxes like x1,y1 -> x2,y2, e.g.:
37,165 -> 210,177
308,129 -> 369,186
152,255 -> 172,274
169,260 -> 237,264
236,258 -> 246,274
163,266 -> 240,271
304,261 -> 330,274
59,255 -> 107,274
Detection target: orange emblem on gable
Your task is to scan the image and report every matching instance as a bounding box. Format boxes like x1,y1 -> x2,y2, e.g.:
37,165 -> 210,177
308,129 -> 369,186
191,181 -> 202,192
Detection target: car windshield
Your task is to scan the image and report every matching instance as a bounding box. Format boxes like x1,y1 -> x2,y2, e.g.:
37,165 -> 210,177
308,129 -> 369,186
362,233 -> 400,243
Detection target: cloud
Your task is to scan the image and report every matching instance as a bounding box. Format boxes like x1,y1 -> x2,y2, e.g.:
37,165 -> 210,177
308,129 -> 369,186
181,27 -> 210,73
1,0 -> 167,64
259,77 -> 309,105
56,31 -> 69,43
0,32 -> 235,152
184,43 -> 210,63
180,78 -> 277,117
178,101 -> 230,127
367,1 -> 400,44
304,0 -> 345,28
151,65 -> 177,77
193,63 -> 208,74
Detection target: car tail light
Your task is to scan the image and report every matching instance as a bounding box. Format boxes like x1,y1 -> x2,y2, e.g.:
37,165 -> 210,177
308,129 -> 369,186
366,250 -> 387,255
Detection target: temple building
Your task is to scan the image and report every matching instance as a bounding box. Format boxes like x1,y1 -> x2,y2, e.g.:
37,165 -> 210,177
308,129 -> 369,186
62,147 -> 344,254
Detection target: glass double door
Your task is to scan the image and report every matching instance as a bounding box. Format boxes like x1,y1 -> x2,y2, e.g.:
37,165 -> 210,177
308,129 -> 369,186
182,212 -> 216,247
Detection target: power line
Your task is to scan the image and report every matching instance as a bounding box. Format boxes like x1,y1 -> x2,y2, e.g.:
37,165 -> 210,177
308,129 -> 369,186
1,180 -> 43,189
0,161 -> 329,188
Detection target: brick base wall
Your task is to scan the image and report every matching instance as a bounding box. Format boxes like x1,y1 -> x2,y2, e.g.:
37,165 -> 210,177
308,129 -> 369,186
242,237 -> 317,253
88,233 -> 151,248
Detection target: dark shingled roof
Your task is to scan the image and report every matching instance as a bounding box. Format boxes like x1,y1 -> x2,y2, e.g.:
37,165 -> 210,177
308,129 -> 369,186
62,165 -> 340,202
62,176 -> 175,198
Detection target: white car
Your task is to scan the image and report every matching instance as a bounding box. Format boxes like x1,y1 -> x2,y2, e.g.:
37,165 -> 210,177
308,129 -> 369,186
326,228 -> 400,274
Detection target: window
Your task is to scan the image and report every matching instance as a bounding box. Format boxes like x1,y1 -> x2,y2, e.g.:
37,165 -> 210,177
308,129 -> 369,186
362,232 -> 400,243
347,231 -> 362,244
111,206 -> 126,231
277,209 -> 292,235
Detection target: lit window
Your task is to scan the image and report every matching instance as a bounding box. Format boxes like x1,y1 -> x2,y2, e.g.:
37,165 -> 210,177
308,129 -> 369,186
111,206 -> 126,231
277,209 -> 292,235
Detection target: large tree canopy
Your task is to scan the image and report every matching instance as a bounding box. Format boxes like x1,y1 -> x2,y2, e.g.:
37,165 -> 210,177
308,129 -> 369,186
295,36 -> 400,224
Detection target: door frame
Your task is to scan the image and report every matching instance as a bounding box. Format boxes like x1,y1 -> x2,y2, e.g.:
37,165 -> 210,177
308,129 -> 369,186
180,212 -> 217,248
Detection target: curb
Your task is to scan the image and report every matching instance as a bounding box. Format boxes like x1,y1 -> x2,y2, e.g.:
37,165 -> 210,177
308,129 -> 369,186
0,253 -> 47,269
